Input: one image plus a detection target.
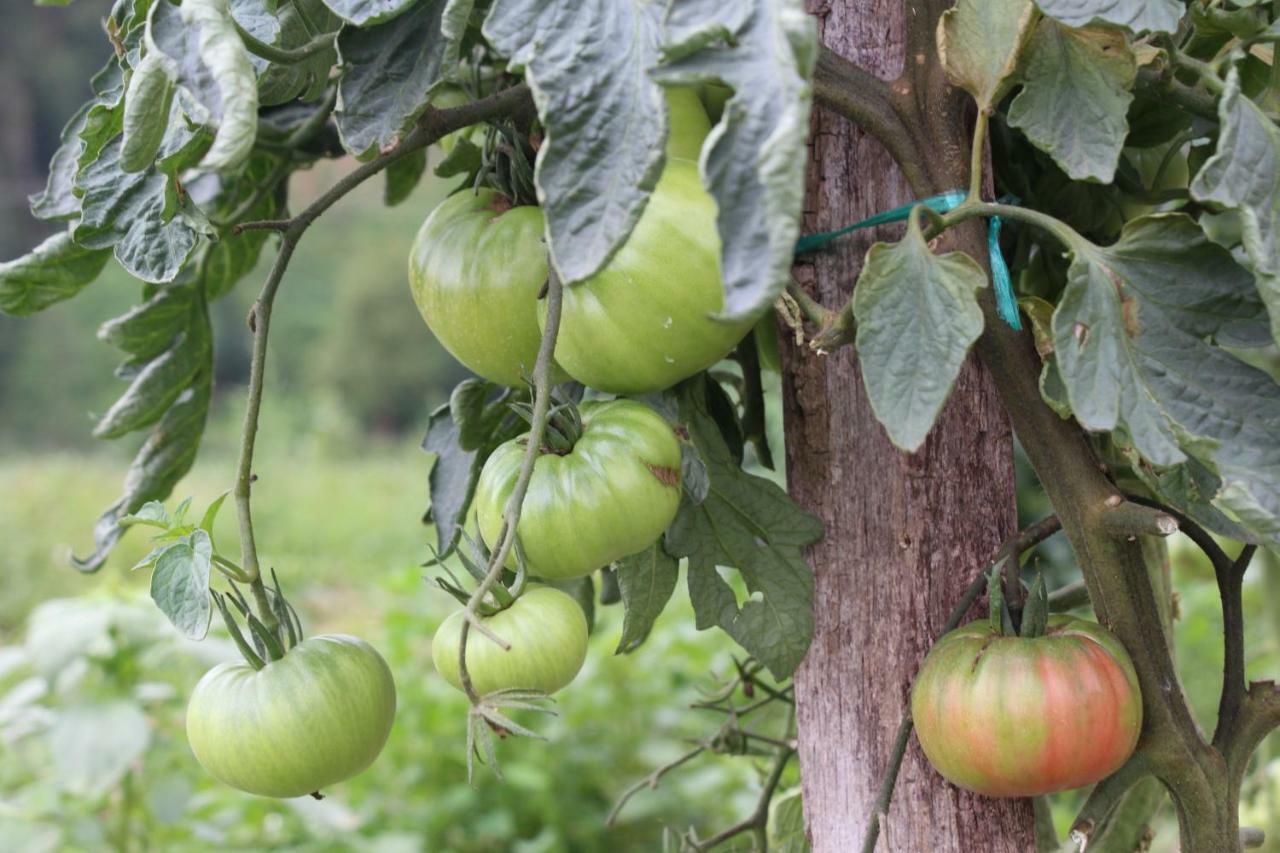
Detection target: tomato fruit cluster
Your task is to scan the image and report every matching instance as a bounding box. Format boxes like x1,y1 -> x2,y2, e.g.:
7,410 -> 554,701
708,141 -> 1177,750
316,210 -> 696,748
910,615 -> 1142,798
186,635 -> 397,798
408,87 -> 759,394
432,586 -> 589,696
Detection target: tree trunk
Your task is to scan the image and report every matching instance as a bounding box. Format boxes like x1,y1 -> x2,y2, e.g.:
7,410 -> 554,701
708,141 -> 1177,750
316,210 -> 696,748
781,2 -> 1037,850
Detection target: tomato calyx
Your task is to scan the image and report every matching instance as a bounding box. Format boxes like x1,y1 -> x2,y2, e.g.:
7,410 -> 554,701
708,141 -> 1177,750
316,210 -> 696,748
986,559 -> 1049,640
212,569 -> 305,670
432,530 -> 528,618
510,387 -> 585,455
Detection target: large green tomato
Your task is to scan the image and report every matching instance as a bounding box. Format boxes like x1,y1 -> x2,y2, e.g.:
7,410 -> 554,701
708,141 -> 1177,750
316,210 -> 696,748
476,399 -> 681,579
911,615 -> 1142,797
432,586 -> 588,695
408,190 -> 556,387
540,158 -> 758,394
186,635 -> 396,798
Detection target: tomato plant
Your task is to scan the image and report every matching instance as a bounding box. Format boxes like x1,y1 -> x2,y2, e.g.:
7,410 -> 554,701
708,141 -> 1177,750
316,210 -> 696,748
475,399 -> 681,580
431,586 -> 589,696
186,634 -> 397,799
911,615 -> 1142,797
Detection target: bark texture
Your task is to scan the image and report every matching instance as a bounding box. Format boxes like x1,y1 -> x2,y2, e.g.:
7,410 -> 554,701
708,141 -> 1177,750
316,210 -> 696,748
782,2 -> 1036,850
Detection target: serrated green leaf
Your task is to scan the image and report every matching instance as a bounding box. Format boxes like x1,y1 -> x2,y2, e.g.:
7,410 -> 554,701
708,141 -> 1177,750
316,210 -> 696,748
149,530 -> 213,639
30,102 -> 92,222
1035,0 -> 1183,34
614,544 -> 679,654
851,213 -> 987,452
0,232 -> 111,317
336,0 -> 460,159
73,138 -> 214,284
1051,214 -> 1280,545
666,379 -> 819,679
1190,71 -> 1280,349
654,0 -> 816,320
1007,20 -> 1135,182
120,501 -> 170,528
180,0 -> 259,172
937,0 -> 1037,111
484,0 -> 666,286
199,491 -> 230,538
318,0 -> 417,26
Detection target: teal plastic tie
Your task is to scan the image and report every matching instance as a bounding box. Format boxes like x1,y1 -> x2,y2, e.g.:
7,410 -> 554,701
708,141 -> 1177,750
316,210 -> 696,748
794,189 -> 1023,330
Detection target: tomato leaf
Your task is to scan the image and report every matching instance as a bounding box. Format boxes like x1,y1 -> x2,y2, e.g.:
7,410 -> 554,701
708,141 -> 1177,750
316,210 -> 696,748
317,0 -> 418,26
1190,71 -> 1280,350
336,0 -> 471,159
851,212 -> 987,453
937,0 -> 1037,112
0,232 -> 111,317
240,0 -> 340,106
1035,0 -> 1184,34
666,378 -> 820,679
545,576 -> 595,634
482,0 -> 666,286
385,148 -> 428,206
1007,20 -> 1136,183
614,544 -> 679,654
1050,213 -> 1280,545
149,530 -> 214,639
177,0 -> 259,172
654,0 -> 816,320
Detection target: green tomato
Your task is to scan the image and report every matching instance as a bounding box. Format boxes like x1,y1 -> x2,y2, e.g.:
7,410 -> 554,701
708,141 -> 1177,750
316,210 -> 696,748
665,86 -> 711,161
408,190 -> 562,387
186,635 -> 396,798
541,159 -> 758,393
432,586 -> 588,695
476,400 -> 681,579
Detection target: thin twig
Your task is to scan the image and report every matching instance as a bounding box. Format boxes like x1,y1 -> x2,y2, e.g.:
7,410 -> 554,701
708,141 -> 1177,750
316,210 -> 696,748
693,742 -> 796,851
1214,544 -> 1258,749
606,745 -> 707,826
457,267 -> 563,705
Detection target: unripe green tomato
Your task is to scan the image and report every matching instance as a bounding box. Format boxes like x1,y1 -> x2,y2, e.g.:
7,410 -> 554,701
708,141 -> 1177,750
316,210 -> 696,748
476,400 -> 681,580
186,635 -> 396,798
432,586 -> 588,695
540,159 -> 758,393
911,615 -> 1142,798
408,190 -> 566,387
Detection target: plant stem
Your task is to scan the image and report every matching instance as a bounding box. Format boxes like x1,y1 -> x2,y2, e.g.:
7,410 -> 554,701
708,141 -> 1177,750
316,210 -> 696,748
456,268 -> 563,705
230,84 -> 535,633
967,111 -> 987,203
606,745 -> 707,826
234,22 -> 334,65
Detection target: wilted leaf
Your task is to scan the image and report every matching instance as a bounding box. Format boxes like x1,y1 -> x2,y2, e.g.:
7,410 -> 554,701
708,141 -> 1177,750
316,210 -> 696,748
655,0 -> 816,320
1008,21 -> 1135,182
179,0 -> 259,172
852,212 -> 987,452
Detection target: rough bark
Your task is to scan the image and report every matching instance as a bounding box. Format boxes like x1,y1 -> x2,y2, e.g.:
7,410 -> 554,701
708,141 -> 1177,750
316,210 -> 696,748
782,2 -> 1036,850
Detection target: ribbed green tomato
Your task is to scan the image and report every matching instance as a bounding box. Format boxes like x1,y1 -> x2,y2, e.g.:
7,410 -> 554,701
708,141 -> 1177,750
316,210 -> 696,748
408,190 -> 557,387
540,159 -> 758,393
432,586 -> 588,695
476,400 -> 681,580
911,615 -> 1142,798
186,635 -> 396,798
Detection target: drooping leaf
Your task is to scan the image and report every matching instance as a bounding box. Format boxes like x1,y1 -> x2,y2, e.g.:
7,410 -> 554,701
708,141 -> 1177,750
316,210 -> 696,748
317,0 -> 418,26
30,104 -> 92,222
666,378 -> 820,678
242,0 -> 341,106
1035,0 -> 1183,34
0,232 -> 112,317
937,0 -> 1037,111
72,138 -> 215,284
1007,20 -> 1136,182
851,211 -> 987,452
385,148 -> 428,205
1051,214 -> 1280,544
149,530 -> 214,639
336,0 -> 470,158
483,0 -> 666,286
120,51 -> 178,173
655,0 -> 816,320
614,544 -> 679,654
74,279 -> 214,571
1190,71 -> 1280,349
179,0 -> 259,172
